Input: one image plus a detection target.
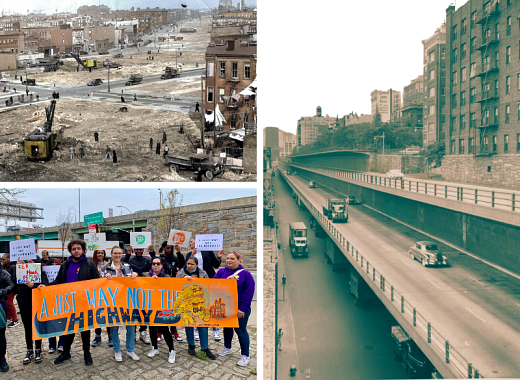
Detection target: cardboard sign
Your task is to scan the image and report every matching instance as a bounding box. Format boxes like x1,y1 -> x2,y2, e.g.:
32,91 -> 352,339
130,232 -> 151,248
16,263 -> 42,284
84,233 -> 106,255
168,229 -> 192,248
42,266 -> 60,283
195,234 -> 223,251
10,239 -> 36,261
32,277 -> 239,340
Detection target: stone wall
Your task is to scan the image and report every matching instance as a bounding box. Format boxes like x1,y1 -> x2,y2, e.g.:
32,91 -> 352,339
243,135 -> 257,174
375,154 -> 401,173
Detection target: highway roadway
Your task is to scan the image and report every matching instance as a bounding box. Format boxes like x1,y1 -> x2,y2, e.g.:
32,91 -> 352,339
272,173 -> 408,379
283,173 -> 520,378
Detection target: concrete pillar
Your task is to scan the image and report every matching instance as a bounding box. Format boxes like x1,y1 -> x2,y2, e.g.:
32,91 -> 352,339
326,236 -> 349,272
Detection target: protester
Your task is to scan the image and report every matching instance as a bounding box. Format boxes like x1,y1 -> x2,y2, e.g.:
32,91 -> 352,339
0,264 -> 15,372
101,246 -> 140,362
176,257 -> 216,359
1,254 -> 18,328
143,257 -> 175,363
41,255 -> 64,353
91,249 -> 111,347
39,239 -> 100,366
214,252 -> 255,366
16,256 -> 48,365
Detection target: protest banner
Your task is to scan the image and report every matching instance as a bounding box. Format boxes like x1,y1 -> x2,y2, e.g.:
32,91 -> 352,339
42,266 -> 60,283
130,232 -> 151,248
16,263 -> 42,284
83,233 -> 106,257
168,229 -> 192,248
32,277 -> 239,340
10,239 -> 36,262
195,234 -> 223,251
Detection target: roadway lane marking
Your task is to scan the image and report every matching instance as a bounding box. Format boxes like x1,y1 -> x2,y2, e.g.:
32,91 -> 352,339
465,307 -> 486,323
427,279 -> 440,289
382,245 -> 390,251
400,259 -> 411,267
469,276 -> 485,285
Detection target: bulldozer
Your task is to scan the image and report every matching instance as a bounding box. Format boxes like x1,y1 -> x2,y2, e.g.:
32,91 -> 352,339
161,66 -> 180,79
23,100 -> 58,161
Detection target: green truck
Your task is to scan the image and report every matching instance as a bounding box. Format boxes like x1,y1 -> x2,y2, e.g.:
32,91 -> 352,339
125,74 -> 143,86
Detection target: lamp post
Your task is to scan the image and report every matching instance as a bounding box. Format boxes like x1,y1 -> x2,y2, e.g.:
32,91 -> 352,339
158,189 -> 163,208
24,64 -> 28,97
117,205 -> 134,232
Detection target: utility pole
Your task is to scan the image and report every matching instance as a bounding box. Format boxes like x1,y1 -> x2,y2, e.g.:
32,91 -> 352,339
107,66 -> 110,92
201,75 -> 205,149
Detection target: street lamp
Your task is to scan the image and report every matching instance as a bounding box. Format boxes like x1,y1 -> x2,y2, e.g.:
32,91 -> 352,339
374,131 -> 385,156
116,205 -> 134,232
107,65 -> 110,93
158,189 -> 163,208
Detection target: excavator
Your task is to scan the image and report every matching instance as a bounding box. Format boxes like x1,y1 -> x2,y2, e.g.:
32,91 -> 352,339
70,53 -> 99,72
23,100 -> 58,160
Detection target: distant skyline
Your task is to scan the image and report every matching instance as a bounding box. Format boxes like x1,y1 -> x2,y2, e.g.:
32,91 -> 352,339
262,0 -> 467,134
1,0 -> 257,15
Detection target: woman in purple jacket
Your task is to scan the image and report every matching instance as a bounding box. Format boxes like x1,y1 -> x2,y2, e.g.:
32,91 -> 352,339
214,251 -> 255,367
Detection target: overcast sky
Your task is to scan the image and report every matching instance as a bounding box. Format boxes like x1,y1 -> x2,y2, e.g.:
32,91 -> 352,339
2,186 -> 256,228
262,0 -> 468,134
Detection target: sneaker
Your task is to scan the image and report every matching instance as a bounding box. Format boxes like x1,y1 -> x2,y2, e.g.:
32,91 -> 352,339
194,329 -> 199,341
6,319 -> 11,324
54,352 -> 71,365
108,339 -> 113,347
202,348 -> 216,360
173,332 -> 183,342
34,349 -> 43,364
0,358 -> 9,372
23,350 -> 33,365
168,350 -> 175,364
237,355 -> 250,367
57,346 -> 64,352
91,336 -> 102,347
147,348 -> 159,358
84,354 -> 93,366
114,352 -> 122,362
213,328 -> 221,341
7,320 -> 19,328
126,351 -> 140,361
48,347 -> 56,354
140,331 -> 150,345
157,333 -> 162,343
187,344 -> 196,355
218,347 -> 232,356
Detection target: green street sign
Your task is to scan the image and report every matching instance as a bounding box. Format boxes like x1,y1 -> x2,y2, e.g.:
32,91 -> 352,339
84,212 -> 103,226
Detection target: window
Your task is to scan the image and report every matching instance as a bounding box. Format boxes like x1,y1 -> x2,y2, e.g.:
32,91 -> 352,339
429,51 -> 435,62
495,51 -> 499,66
471,37 -> 476,53
451,116 -> 457,131
429,69 -> 435,80
452,94 -> 457,108
451,140 -> 456,154
469,137 -> 474,154
496,23 -> 500,40
461,91 -> 466,106
483,136 -> 489,152
495,79 -> 499,95
461,43 -> 466,59
452,71 -> 458,85
495,107 -> 499,123
459,139 -> 465,154
452,48 -> 458,63
470,87 -> 476,103
507,46 -> 511,64
230,113 -> 237,129
508,16 -> 512,35
517,134 -> 520,152
470,62 -> 476,77
429,105 -> 435,115
218,88 -> 225,103
507,76 -> 511,94
429,87 -> 435,97
219,62 -> 225,78
506,105 -> 511,123
441,86 -> 445,95
244,62 -> 251,79
493,135 -> 497,152
231,62 -> 238,78
471,11 -> 477,28
518,102 -> 520,120
461,67 -> 467,82
470,112 -> 477,128
504,134 -> 509,153
462,18 -> 467,35
207,61 -> 214,77
453,25 -> 458,40
207,86 -> 214,102
461,114 -> 466,129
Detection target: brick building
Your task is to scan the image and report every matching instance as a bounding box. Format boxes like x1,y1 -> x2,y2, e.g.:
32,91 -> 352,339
297,106 -> 337,149
50,27 -> 73,53
127,8 -> 167,26
0,33 -> 24,53
401,75 -> 424,131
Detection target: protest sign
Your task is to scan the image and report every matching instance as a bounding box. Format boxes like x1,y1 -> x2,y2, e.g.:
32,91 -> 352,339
130,232 -> 151,248
83,233 -> 106,257
42,266 -> 60,283
10,239 -> 36,261
168,229 -> 192,248
16,263 -> 42,284
32,277 -> 239,340
195,234 -> 223,251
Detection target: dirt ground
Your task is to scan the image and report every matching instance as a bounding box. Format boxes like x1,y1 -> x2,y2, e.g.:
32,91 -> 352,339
137,76 -> 202,97
0,98 -> 255,182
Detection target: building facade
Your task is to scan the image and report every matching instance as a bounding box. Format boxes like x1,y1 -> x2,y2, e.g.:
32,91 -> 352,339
402,75 -> 425,130
297,106 -> 337,148
371,89 -> 402,122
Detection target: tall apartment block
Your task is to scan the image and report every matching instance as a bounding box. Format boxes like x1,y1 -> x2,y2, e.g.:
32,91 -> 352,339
371,89 -> 401,123
297,106 -> 336,149
444,0 -> 520,186
263,127 -> 297,158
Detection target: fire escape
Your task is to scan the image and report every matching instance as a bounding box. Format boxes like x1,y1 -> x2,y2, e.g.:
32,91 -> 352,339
474,1 -> 500,156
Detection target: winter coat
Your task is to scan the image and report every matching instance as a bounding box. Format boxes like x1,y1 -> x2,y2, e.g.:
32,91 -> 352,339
185,250 -> 222,278
17,271 -> 48,308
0,269 -> 15,304
214,265 -> 255,313
50,255 -> 99,285
176,267 -> 209,279
101,261 -> 134,277
123,254 -> 151,275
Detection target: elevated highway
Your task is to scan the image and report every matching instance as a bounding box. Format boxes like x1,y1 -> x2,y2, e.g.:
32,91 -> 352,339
280,170 -> 520,379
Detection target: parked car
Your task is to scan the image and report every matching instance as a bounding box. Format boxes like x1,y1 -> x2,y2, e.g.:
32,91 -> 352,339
346,196 -> 358,204
87,78 -> 103,86
387,169 -> 404,179
308,181 -> 316,188
22,79 -> 36,86
112,53 -> 124,58
409,241 -> 448,266
399,147 -> 420,155
391,326 -> 435,379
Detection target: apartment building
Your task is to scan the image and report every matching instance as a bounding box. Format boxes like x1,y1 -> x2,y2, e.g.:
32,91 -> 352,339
297,106 -> 337,148
263,127 -> 297,159
371,89 -> 401,122
401,75 -> 425,131
0,33 -> 24,53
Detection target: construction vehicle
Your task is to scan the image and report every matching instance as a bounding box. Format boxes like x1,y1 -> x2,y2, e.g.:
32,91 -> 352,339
125,74 -> 143,86
70,53 -> 99,72
112,53 -> 124,58
23,100 -> 58,161
323,198 -> 348,223
161,66 -> 180,79
289,222 -> 308,257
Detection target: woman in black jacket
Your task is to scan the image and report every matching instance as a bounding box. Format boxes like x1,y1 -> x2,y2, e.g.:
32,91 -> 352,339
0,266 -> 15,372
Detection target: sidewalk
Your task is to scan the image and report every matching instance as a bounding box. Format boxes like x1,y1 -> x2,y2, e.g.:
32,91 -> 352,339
3,301 -> 257,380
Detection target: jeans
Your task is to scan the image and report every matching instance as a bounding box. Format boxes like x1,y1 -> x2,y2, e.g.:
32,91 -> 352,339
94,327 -> 111,338
223,309 -> 251,356
110,326 -> 135,353
185,327 -> 208,349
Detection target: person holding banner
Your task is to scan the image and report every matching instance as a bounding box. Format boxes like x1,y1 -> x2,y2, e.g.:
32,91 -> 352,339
142,257 -> 176,364
176,257 -> 216,360
0,264 -> 15,372
39,239 -> 100,366
41,256 -> 64,354
214,252 -> 255,367
101,246 -> 140,362
91,249 -> 112,347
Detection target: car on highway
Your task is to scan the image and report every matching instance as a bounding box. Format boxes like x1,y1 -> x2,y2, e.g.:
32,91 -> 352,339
309,181 -> 316,188
387,169 -> 404,179
346,196 -> 359,204
87,78 -> 103,86
399,147 -> 421,155
409,241 -> 448,266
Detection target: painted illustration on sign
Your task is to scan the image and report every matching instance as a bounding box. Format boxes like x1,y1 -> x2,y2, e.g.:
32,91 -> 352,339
32,277 -> 239,340
195,234 -> 223,251
83,233 -> 106,255
168,229 -> 192,248
16,263 -> 42,284
10,239 -> 37,262
130,232 -> 151,248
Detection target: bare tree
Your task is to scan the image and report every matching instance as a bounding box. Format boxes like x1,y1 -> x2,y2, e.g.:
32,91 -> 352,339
56,208 -> 74,260
156,189 -> 185,245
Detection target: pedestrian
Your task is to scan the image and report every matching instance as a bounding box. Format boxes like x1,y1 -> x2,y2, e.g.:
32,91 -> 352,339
16,256 -> 48,365
214,252 -> 255,366
105,145 -> 112,160
162,131 -> 167,143
176,257 -> 216,359
1,255 -> 17,328
0,262 -> 15,373
26,89 -> 29,97
79,145 -> 84,159
91,250 -> 111,347
195,102 -> 199,112
101,246 -> 140,362
38,239 -> 100,366
70,145 -> 75,159
134,93 -> 137,101
149,136 -> 153,150
156,142 -> 161,155
94,132 -> 99,142
143,258 -> 176,363
41,253 -> 65,354
163,144 -> 169,158
112,149 -> 117,163
121,96 -> 125,103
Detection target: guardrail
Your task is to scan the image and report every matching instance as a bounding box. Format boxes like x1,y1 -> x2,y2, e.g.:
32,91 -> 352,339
281,170 -> 482,379
286,163 -> 519,213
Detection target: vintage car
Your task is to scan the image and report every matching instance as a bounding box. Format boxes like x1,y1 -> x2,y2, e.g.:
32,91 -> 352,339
387,169 -> 404,179
87,78 -> 103,86
112,53 -> 124,58
308,181 -> 316,188
409,241 -> 448,266
346,196 -> 359,204
165,151 -> 223,180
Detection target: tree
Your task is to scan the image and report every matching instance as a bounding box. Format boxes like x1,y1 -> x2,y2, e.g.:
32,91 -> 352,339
420,141 -> 445,168
156,189 -> 185,246
56,208 -> 74,260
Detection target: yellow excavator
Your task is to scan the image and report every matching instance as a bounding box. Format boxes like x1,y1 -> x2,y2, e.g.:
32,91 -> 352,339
23,100 -> 57,160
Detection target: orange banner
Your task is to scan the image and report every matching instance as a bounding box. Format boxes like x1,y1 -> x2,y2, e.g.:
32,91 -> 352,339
32,277 -> 239,340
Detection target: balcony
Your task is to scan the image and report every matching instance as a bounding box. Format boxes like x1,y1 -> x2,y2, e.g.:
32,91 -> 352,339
475,62 -> 499,77
229,76 -> 240,83
478,117 -> 499,128
223,96 -> 240,109
475,90 -> 499,103
477,35 -> 499,51
475,5 -> 500,25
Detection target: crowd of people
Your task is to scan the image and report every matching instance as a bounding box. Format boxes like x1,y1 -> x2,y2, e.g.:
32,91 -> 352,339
0,237 -> 255,372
